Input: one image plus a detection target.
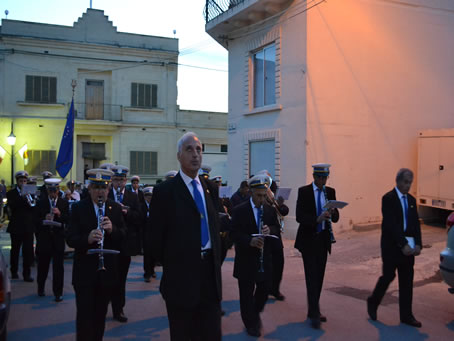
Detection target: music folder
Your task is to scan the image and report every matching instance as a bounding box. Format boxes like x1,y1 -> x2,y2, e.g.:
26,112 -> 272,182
323,200 -> 348,210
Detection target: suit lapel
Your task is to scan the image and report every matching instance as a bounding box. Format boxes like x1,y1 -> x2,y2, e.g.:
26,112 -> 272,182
174,173 -> 199,214
392,188 -> 404,228
306,185 -> 317,216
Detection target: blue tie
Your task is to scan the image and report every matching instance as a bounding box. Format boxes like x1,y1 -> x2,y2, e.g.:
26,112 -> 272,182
191,180 -> 209,248
316,188 -> 323,233
256,206 -> 262,232
403,195 -> 408,230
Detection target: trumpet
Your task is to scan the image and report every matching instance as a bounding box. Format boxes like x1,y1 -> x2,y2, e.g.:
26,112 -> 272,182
18,186 -> 37,207
322,185 -> 336,244
87,196 -> 119,271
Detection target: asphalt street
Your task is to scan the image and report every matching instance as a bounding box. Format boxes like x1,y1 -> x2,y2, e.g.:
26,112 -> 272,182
1,224 -> 454,340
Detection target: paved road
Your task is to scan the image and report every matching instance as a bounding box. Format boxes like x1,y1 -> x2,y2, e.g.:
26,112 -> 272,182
2,224 -> 454,340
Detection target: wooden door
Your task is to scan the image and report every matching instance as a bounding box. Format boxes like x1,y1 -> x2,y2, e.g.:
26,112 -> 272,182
85,80 -> 104,120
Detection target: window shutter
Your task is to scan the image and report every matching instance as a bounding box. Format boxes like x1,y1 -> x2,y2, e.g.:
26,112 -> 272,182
26,76 -> 33,101
152,84 -> 158,108
50,77 -> 57,103
138,84 -> 145,107
131,83 -> 138,107
151,152 -> 157,175
33,77 -> 41,103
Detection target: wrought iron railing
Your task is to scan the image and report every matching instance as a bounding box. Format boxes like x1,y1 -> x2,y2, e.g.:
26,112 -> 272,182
204,0 -> 245,23
74,102 -> 123,122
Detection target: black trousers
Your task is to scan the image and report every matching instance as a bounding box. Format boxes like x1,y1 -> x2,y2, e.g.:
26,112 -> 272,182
10,232 -> 34,277
74,283 -> 114,341
111,254 -> 131,315
237,276 -> 271,330
143,230 -> 155,276
37,232 -> 65,296
301,233 -> 329,319
369,254 -> 415,320
270,241 -> 284,295
165,255 -> 221,341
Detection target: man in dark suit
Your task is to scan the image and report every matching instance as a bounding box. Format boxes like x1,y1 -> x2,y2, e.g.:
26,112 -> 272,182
36,178 -> 69,301
231,174 -> 280,337
141,186 -> 156,282
66,168 -> 126,341
108,165 -> 142,323
6,170 -> 35,282
294,163 -> 339,329
367,168 -> 423,327
150,132 -> 223,340
230,181 -> 250,208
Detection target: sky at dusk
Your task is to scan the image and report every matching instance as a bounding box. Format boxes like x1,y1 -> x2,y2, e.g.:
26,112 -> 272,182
1,0 -> 228,112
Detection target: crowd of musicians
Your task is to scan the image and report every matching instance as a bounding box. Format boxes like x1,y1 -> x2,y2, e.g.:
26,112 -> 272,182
3,131 -> 423,340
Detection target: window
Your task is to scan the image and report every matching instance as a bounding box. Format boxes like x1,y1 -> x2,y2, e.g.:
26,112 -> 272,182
130,151 -> 157,175
25,76 -> 57,103
131,83 -> 158,108
82,143 -> 106,160
25,150 -> 56,175
249,140 -> 275,178
253,44 -> 275,108
220,144 -> 228,153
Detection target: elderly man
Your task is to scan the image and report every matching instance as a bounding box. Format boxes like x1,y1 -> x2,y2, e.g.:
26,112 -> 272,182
367,168 -> 422,328
230,174 -> 280,337
294,163 -> 340,329
66,168 -> 126,341
150,132 -> 223,340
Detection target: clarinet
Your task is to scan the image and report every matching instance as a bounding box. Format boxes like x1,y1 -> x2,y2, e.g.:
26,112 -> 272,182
96,197 -> 106,271
258,206 -> 265,273
322,185 -> 336,244
50,198 -> 56,220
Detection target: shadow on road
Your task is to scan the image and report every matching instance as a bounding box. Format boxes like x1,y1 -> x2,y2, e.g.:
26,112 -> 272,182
104,316 -> 168,339
8,321 -> 74,340
368,320 -> 429,340
11,292 -> 76,310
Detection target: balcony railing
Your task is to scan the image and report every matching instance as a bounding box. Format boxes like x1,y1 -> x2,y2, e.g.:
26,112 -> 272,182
204,0 -> 244,23
74,102 -> 123,122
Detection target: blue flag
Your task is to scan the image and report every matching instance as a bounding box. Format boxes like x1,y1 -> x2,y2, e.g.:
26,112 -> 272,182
56,99 -> 74,178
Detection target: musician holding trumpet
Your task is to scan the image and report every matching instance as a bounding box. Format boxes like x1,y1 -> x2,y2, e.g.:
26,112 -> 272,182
6,170 -> 35,282
231,174 -> 280,337
67,168 -> 126,341
294,163 -> 340,329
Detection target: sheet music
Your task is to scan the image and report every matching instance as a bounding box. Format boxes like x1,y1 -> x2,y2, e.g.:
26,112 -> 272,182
275,188 -> 291,200
323,200 -> 349,210
251,234 -> 279,239
219,186 -> 232,198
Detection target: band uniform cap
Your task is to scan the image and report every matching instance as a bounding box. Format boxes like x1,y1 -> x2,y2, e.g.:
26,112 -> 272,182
41,171 -> 53,178
143,186 -> 154,196
87,168 -> 114,184
165,170 -> 178,178
312,163 -> 331,177
99,163 -> 116,171
45,178 -> 61,187
199,165 -> 212,177
112,165 -> 129,177
131,175 -> 140,182
211,176 -> 222,183
248,174 -> 271,189
27,176 -> 38,184
15,170 -> 29,179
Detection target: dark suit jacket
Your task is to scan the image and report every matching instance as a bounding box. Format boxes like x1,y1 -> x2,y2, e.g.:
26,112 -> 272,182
231,201 -> 280,281
6,188 -> 36,234
150,173 -> 222,308
108,189 -> 142,256
380,189 -> 422,260
294,184 -> 339,253
66,198 -> 126,286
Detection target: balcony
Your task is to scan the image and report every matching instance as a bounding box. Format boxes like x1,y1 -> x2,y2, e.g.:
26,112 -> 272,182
74,102 -> 123,122
204,0 -> 292,46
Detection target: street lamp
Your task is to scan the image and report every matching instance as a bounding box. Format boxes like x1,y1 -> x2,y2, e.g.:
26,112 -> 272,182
6,122 -> 16,186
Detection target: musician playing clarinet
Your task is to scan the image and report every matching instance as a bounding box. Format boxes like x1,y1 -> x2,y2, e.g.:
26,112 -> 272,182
230,174 -> 280,337
67,169 -> 126,341
294,163 -> 339,329
35,178 -> 69,301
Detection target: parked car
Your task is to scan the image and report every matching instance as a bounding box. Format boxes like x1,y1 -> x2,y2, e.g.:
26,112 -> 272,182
440,212 -> 454,294
0,247 -> 11,340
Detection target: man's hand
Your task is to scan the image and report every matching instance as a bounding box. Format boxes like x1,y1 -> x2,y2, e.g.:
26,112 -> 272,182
414,245 -> 421,256
88,229 -> 103,244
317,211 -> 331,223
100,216 -> 112,234
250,237 -> 264,249
402,244 -> 414,256
262,225 -> 270,235
52,207 -> 61,217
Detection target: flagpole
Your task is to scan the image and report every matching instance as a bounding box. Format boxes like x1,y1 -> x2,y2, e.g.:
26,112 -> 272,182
70,80 -> 76,182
